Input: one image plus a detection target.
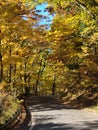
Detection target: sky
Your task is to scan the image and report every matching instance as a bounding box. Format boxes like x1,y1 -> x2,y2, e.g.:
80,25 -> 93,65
35,3 -> 55,29
22,2 -> 55,29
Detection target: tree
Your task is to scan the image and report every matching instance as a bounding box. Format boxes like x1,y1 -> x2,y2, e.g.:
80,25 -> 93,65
38,0 -> 98,106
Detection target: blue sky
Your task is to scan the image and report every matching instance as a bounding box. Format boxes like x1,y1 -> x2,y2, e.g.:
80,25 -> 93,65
35,3 -> 55,29
22,3 -> 54,29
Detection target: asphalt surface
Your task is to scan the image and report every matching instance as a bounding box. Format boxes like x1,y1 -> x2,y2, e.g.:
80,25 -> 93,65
28,96 -> 98,130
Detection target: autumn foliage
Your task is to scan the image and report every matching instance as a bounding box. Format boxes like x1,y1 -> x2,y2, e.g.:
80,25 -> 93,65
0,1 -> 98,122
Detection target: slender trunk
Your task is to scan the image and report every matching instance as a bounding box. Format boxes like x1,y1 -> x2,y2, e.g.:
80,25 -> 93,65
52,76 -> 56,95
35,60 -> 46,96
35,72 -> 40,96
0,53 -> 3,83
13,64 -> 17,98
0,29 -> 3,109
13,64 -> 16,86
28,74 -> 30,88
20,65 -> 22,82
0,38 -> 3,82
93,46 -> 96,55
9,47 -> 12,84
24,61 -> 29,95
24,61 -> 27,85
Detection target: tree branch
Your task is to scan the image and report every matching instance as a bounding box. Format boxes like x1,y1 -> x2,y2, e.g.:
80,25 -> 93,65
75,0 -> 98,22
68,77 -> 79,89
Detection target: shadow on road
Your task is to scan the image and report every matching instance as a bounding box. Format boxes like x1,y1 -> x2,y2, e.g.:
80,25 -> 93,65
33,122 -> 72,130
31,120 -> 98,130
28,96 -> 79,112
28,96 -> 98,130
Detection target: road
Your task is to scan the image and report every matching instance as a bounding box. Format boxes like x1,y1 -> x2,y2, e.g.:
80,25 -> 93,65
28,96 -> 98,130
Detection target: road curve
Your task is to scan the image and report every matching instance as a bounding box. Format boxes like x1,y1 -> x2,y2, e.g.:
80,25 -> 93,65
28,96 -> 98,130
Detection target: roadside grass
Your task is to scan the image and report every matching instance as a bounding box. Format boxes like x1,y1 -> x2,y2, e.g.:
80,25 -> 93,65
84,105 -> 98,114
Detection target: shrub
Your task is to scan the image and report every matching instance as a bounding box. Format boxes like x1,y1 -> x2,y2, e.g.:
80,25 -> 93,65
0,94 -> 20,125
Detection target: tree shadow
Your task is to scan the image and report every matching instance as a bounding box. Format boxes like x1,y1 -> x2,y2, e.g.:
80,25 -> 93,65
28,96 -> 80,112
31,120 -> 98,130
84,120 -> 98,129
32,122 -> 72,130
28,96 -> 98,130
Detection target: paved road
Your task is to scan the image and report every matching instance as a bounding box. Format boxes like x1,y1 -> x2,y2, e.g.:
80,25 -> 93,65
28,96 -> 98,130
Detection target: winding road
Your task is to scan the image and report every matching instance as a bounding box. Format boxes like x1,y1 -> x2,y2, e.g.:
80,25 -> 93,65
28,96 -> 98,130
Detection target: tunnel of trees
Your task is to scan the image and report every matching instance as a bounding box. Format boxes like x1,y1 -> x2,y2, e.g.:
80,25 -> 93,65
0,0 -> 98,125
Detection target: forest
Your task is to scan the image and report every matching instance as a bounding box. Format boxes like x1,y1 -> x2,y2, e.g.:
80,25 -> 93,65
0,0 -> 98,126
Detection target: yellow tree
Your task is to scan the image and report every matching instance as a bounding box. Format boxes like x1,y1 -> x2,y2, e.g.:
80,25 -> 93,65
0,0 -> 46,96
38,0 -> 98,105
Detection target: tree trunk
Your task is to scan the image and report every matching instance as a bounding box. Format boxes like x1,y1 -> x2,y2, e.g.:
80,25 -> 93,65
35,60 -> 46,96
24,61 -> 29,96
0,53 -> 3,82
9,47 -> 12,84
0,39 -> 3,82
52,76 -> 56,95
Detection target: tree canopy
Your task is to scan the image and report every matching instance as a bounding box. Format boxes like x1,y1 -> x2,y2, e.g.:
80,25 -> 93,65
0,0 -> 98,117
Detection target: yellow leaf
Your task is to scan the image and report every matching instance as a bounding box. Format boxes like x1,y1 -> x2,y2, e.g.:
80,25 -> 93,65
0,83 -> 4,90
